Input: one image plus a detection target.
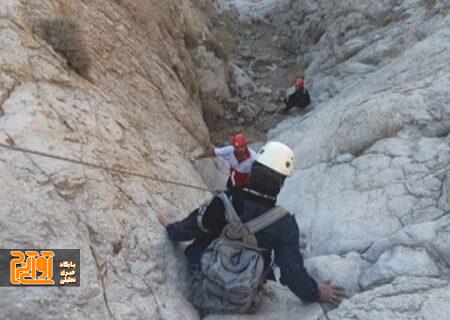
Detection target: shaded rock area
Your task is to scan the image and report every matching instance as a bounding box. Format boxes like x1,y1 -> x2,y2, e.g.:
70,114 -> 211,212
207,0 -> 318,140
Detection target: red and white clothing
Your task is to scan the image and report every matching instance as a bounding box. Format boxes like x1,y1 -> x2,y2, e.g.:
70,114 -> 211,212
214,145 -> 257,187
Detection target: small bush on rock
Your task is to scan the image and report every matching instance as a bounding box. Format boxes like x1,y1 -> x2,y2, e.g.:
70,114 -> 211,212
39,19 -> 90,78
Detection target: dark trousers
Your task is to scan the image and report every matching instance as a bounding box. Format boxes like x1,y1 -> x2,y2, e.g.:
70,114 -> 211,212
225,177 -> 235,196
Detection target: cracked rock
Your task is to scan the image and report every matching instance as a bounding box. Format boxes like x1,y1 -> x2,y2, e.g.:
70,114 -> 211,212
328,277 -> 450,320
359,246 -> 441,290
232,64 -> 256,98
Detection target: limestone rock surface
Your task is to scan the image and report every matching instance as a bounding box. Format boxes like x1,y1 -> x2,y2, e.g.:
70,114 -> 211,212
214,0 -> 286,21
2,0 -> 450,319
305,252 -> 370,297
328,277 -> 450,320
264,0 -> 450,318
232,64 -> 256,98
0,0 -> 221,319
205,281 -> 324,320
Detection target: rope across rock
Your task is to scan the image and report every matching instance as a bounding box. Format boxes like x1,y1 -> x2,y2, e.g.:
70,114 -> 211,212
0,142 -> 217,194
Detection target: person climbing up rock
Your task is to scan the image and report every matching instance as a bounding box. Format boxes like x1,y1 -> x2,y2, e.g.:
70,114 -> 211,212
195,133 -> 256,193
157,141 -> 345,316
284,78 -> 311,113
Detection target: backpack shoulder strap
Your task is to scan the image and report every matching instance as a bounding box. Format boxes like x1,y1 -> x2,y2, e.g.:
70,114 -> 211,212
244,206 -> 289,234
217,192 -> 243,225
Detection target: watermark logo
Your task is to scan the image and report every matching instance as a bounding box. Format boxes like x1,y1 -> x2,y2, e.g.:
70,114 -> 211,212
10,250 -> 55,285
0,249 -> 79,286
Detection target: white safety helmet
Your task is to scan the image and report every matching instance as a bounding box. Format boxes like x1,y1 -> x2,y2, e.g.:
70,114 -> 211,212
255,141 -> 295,176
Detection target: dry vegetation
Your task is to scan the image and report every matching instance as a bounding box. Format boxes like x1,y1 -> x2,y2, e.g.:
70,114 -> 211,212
184,26 -> 200,50
206,12 -> 249,60
39,18 -> 90,78
286,62 -> 306,83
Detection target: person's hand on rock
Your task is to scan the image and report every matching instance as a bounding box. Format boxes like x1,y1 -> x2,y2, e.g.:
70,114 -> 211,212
189,154 -> 201,162
157,214 -> 172,227
319,280 -> 346,307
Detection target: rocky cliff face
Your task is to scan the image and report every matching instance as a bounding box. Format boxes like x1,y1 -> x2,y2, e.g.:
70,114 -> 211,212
214,0 -> 449,318
265,1 -> 450,319
1,0 -> 449,319
0,0 -> 227,319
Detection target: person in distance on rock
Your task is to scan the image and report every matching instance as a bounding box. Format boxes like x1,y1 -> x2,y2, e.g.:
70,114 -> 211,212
157,141 -> 345,309
195,133 -> 257,194
283,78 -> 311,113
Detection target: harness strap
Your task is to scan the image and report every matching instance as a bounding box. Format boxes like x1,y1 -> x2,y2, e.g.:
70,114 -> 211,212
222,237 -> 266,252
217,192 -> 289,235
244,206 -> 289,234
217,192 -> 242,224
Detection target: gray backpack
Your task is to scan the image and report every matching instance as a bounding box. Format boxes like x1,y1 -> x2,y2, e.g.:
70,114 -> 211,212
192,192 -> 288,315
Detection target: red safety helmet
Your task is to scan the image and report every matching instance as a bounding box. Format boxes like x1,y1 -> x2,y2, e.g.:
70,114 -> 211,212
232,133 -> 247,148
295,78 -> 304,89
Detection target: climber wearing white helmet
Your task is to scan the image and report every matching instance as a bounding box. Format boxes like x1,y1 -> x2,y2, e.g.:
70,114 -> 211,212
158,141 -> 345,315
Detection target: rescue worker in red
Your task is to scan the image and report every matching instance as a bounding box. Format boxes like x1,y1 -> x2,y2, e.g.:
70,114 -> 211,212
284,78 -> 311,113
195,133 -> 257,192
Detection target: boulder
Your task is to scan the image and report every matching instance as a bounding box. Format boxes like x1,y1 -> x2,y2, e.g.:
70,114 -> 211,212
232,64 -> 256,98
196,45 -> 231,101
305,252 -> 371,297
237,101 -> 262,121
359,246 -> 440,290
329,277 -> 450,320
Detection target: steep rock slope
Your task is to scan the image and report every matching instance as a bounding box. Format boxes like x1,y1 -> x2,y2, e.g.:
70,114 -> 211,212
0,0 -> 225,319
264,0 -> 450,318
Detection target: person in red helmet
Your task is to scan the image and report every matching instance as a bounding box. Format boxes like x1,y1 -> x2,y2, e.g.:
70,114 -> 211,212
195,133 -> 257,192
284,77 -> 311,113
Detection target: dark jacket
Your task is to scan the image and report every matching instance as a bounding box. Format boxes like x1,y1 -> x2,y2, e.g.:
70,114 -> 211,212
166,189 -> 320,303
285,88 -> 311,111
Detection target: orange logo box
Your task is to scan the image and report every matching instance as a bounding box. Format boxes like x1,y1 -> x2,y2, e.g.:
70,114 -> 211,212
0,249 -> 80,287
10,250 -> 55,285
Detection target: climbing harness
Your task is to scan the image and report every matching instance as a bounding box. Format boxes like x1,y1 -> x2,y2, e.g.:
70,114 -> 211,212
0,142 -> 219,193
